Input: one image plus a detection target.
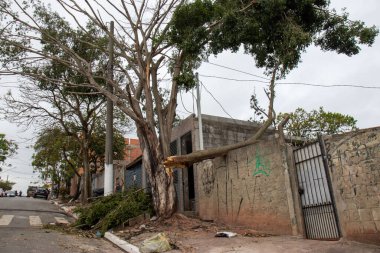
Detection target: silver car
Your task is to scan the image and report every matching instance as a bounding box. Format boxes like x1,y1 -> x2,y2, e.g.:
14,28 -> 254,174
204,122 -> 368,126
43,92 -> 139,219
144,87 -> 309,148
6,190 -> 16,197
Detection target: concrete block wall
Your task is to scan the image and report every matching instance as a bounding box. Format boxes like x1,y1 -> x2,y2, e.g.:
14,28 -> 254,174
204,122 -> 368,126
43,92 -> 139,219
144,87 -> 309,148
197,137 -> 295,235
171,114 -> 271,214
324,127 -> 380,245
199,115 -> 271,150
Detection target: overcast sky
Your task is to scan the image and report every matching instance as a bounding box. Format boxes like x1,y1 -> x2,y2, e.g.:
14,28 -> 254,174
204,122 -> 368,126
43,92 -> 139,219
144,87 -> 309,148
1,0 -> 379,193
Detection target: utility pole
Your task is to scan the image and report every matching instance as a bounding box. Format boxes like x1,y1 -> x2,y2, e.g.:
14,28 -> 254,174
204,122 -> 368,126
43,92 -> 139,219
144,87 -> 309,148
196,73 -> 204,151
104,21 -> 114,196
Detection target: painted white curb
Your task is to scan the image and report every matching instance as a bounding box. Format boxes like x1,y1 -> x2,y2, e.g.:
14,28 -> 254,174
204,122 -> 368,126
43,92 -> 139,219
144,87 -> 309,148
105,232 -> 141,253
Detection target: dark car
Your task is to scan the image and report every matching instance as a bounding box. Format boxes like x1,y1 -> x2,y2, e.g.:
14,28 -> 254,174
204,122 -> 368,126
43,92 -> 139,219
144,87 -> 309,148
92,188 -> 104,197
27,186 -> 37,197
33,188 -> 49,199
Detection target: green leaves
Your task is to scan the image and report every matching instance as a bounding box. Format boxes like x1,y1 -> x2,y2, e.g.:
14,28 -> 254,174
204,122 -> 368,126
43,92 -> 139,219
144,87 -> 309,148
278,107 -> 357,140
169,0 -> 378,78
168,0 -> 214,56
74,189 -> 153,232
32,127 -> 79,183
315,10 -> 378,56
0,133 -> 17,171
0,180 -> 15,191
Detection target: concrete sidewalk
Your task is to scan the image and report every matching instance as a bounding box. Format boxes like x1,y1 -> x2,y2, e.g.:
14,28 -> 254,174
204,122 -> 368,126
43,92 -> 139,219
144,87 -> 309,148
105,230 -> 380,253
54,201 -> 380,253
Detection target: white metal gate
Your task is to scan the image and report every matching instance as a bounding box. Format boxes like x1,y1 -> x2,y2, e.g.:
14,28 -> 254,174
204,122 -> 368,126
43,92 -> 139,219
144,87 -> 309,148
294,138 -> 340,240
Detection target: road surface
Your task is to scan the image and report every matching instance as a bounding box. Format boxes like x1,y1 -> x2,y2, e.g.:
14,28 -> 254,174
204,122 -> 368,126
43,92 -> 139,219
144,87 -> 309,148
0,196 -> 124,253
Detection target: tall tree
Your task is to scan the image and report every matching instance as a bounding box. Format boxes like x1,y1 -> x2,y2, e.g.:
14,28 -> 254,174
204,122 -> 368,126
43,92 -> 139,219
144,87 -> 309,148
0,18 -> 131,203
0,0 -> 377,217
32,126 -> 126,199
0,179 -> 15,191
277,107 -> 357,140
0,133 -> 17,172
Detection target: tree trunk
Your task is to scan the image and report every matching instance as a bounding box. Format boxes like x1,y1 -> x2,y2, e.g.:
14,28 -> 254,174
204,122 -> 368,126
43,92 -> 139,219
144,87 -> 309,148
138,126 -> 176,218
73,176 -> 81,201
80,139 -> 92,203
56,180 -> 61,199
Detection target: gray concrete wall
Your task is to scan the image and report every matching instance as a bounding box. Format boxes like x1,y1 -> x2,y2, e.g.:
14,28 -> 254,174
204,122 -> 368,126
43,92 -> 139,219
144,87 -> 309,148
196,135 -> 298,235
171,114 -> 271,214
198,114 -> 272,150
324,127 -> 380,245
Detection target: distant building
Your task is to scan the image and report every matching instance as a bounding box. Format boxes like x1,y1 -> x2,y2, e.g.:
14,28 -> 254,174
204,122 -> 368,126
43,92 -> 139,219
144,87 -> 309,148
70,138 -> 142,196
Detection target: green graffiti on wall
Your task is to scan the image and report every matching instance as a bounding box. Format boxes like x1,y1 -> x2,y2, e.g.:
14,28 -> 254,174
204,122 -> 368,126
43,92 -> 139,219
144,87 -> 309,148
252,149 -> 271,176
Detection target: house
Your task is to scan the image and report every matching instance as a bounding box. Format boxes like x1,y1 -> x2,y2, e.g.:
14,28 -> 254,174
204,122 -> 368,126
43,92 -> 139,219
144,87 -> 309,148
115,114 -> 380,245
70,138 -> 142,196
113,138 -> 142,192
122,114 -> 274,213
170,114 -> 274,213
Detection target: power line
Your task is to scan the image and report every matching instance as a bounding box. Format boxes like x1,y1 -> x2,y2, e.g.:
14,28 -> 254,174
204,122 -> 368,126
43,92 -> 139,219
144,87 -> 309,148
199,74 -> 380,89
205,62 -> 270,81
200,74 -> 269,84
0,84 -> 18,88
276,81 -> 380,89
179,90 -> 192,114
200,81 -> 235,120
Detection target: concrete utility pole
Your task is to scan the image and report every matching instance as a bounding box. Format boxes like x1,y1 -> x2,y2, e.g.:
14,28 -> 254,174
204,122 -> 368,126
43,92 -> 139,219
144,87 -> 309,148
196,73 -> 204,151
104,21 -> 114,196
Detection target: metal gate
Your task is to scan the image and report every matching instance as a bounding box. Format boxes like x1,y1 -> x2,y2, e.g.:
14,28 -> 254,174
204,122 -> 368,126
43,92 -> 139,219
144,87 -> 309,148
294,138 -> 340,240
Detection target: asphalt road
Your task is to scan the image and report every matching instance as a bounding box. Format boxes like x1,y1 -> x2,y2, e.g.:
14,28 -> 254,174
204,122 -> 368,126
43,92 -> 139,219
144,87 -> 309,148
0,197 -> 124,253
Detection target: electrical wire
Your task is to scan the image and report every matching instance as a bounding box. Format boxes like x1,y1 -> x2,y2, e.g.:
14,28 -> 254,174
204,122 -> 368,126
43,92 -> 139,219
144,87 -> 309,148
199,74 -> 380,89
0,84 -> 18,88
200,81 -> 235,120
276,81 -> 380,89
205,62 -> 270,81
179,90 -> 192,114
200,74 -> 269,84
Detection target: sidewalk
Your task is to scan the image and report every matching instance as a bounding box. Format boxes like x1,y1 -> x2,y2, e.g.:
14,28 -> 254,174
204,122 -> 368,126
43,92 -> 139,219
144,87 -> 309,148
54,201 -> 380,253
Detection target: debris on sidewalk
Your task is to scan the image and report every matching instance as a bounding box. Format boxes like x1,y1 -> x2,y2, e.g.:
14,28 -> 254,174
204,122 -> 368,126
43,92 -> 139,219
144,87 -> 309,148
215,231 -> 237,238
140,233 -> 171,253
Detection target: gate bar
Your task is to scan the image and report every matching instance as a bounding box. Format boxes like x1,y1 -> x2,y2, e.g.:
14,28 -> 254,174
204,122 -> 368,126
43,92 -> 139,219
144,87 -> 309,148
318,134 -> 341,237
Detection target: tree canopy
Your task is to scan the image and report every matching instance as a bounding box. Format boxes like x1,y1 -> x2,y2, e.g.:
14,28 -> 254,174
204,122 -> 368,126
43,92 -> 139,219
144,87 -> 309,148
0,179 -> 15,191
278,107 -> 357,140
0,133 -> 17,172
32,126 -> 126,197
169,0 -> 378,78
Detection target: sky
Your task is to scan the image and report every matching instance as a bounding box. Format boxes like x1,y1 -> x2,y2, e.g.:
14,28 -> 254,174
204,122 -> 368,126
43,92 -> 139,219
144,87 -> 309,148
1,0 -> 379,194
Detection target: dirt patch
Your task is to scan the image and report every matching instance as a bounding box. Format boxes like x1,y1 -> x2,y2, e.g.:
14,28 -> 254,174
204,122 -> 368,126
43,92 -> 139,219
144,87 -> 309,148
113,213 -> 275,252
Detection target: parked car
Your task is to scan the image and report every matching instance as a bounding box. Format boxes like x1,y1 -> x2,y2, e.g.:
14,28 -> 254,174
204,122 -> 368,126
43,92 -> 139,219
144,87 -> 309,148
33,188 -> 49,199
27,186 -> 37,197
6,190 -> 16,197
92,188 -> 104,197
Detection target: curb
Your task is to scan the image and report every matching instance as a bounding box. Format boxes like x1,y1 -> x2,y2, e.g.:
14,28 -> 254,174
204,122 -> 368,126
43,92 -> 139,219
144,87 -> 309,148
52,200 -> 141,253
51,200 -> 79,219
104,232 -> 141,253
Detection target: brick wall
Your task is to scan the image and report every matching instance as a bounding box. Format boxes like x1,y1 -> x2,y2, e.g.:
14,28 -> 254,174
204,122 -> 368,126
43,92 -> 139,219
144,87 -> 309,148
124,138 -> 142,163
196,136 -> 295,235
324,127 -> 380,245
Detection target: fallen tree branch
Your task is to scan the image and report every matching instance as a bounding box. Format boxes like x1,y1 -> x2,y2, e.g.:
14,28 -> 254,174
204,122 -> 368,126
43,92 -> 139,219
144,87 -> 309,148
163,117 -> 273,168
